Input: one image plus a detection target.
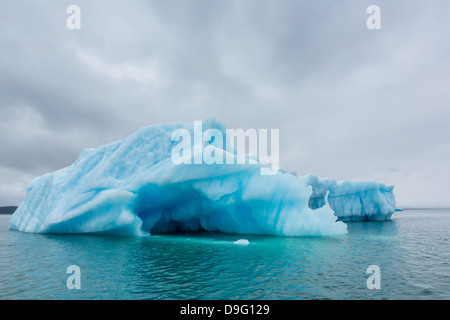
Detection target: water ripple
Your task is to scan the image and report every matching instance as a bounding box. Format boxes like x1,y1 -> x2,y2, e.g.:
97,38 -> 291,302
0,210 -> 449,299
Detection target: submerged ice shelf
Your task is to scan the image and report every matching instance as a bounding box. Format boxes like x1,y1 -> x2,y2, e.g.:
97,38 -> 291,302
10,119 -> 396,236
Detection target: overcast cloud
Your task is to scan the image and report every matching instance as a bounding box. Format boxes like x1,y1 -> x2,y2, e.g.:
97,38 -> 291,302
0,0 -> 449,207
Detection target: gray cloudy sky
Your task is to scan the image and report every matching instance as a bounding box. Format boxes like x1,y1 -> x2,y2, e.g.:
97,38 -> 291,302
0,0 -> 449,207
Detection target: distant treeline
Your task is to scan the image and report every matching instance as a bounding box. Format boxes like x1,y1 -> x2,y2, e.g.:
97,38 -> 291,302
0,206 -> 17,214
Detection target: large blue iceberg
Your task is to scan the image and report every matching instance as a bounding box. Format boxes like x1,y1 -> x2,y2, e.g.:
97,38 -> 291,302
9,119 -> 396,236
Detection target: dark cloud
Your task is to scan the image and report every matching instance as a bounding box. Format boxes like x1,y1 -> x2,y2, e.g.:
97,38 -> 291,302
1,0 -> 449,207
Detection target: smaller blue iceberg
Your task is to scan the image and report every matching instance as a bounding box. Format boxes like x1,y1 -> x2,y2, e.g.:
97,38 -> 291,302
302,174 -> 396,221
9,119 -> 396,237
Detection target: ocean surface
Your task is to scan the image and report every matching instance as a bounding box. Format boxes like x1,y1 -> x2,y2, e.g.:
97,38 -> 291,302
0,209 -> 449,300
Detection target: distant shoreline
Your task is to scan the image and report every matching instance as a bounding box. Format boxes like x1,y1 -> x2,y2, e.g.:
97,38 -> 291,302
1,206 -> 450,215
400,207 -> 450,210
0,206 -> 18,214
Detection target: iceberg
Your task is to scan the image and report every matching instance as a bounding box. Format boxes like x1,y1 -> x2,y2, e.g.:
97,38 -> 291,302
9,118 -> 395,237
301,173 -> 396,221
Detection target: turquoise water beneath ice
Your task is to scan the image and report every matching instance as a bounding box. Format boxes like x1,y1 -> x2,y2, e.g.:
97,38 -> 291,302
0,209 -> 449,299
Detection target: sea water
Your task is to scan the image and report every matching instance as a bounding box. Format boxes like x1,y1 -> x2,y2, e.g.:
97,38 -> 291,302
0,209 -> 449,299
